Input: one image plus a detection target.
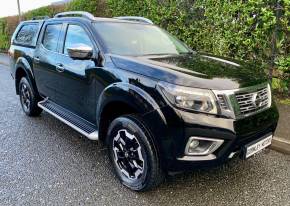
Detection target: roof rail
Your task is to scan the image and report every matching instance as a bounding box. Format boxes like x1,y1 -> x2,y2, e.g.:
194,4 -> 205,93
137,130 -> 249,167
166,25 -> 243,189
54,11 -> 95,21
31,16 -> 50,20
114,16 -> 154,24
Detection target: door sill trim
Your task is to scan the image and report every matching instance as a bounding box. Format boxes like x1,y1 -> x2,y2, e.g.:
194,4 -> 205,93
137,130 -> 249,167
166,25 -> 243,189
38,98 -> 99,141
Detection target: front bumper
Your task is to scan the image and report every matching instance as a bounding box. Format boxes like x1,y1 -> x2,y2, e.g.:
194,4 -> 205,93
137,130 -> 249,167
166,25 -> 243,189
141,102 -> 279,172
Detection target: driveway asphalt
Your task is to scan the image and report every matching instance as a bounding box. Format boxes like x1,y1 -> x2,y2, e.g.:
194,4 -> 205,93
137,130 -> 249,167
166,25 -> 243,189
0,59 -> 290,206
0,53 -> 9,66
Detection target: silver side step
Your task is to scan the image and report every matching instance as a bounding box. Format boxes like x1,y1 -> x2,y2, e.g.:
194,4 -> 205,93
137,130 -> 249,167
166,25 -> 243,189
38,99 -> 99,141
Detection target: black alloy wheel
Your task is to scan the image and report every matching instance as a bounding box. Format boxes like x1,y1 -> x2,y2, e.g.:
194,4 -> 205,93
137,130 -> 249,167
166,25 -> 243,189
107,115 -> 164,191
112,129 -> 145,180
19,77 -> 42,116
20,82 -> 31,113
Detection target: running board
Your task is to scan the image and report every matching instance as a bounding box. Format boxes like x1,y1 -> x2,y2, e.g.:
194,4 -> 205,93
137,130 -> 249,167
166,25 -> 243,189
38,99 -> 99,140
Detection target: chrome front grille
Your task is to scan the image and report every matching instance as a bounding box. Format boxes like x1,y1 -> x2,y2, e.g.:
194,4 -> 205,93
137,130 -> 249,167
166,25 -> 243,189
213,83 -> 271,119
235,86 -> 270,116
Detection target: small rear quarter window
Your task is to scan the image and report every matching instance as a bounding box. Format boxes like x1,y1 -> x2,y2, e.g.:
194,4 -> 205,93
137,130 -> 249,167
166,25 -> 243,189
15,23 -> 39,46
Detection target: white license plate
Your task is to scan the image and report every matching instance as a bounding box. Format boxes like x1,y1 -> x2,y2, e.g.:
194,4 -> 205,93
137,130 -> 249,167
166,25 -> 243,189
244,135 -> 273,159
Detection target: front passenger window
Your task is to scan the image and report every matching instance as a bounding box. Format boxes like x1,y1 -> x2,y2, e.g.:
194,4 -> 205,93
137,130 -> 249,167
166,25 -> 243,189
64,25 -> 93,55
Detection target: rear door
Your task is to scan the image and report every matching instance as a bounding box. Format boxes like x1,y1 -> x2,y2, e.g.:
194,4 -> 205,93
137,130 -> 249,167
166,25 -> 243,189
33,23 -> 63,101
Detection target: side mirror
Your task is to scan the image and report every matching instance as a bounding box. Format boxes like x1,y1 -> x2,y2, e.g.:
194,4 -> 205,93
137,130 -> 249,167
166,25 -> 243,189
67,44 -> 93,60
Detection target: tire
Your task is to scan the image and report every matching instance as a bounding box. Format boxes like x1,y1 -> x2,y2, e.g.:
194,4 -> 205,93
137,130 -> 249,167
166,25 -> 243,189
107,115 -> 164,191
19,77 -> 42,116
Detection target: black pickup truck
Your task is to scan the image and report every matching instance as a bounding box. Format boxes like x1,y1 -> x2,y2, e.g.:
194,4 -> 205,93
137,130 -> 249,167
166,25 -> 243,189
9,11 -> 279,191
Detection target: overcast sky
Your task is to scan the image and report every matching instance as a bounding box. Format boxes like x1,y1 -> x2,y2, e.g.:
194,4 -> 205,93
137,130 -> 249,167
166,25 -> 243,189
0,0 -> 60,18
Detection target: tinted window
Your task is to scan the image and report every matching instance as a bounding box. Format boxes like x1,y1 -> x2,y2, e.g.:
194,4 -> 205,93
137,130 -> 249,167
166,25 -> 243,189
64,25 -> 93,54
15,24 -> 39,46
42,24 -> 62,52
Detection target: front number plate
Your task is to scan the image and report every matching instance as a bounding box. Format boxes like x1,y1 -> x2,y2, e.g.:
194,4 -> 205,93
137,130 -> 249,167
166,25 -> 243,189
244,134 -> 273,159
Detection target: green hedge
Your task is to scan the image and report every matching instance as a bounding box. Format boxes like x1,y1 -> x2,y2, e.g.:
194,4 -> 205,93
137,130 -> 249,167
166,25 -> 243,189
66,0 -> 97,14
66,0 -> 109,17
0,18 -> 9,51
0,0 -> 289,94
107,0 -> 289,94
0,34 -> 9,51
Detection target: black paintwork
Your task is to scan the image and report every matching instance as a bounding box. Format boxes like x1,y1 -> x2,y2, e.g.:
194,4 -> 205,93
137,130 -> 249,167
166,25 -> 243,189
9,17 -> 279,171
110,53 -> 268,90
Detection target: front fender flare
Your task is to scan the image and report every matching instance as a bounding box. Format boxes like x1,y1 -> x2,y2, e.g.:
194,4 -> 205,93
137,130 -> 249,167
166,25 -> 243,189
96,82 -> 164,125
96,82 -> 170,166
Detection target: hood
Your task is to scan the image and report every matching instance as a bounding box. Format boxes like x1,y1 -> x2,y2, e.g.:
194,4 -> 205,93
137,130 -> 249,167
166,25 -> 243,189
110,53 -> 268,90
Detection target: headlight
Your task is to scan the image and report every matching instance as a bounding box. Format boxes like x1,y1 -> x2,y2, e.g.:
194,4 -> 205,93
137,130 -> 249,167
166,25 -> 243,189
158,81 -> 218,114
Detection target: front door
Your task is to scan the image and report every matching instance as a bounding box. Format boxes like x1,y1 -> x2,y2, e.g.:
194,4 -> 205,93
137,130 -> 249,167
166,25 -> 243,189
53,23 -> 97,124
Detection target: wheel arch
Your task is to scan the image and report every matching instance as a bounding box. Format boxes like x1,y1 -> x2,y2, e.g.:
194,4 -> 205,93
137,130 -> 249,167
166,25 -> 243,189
96,82 -> 165,142
15,57 -> 38,95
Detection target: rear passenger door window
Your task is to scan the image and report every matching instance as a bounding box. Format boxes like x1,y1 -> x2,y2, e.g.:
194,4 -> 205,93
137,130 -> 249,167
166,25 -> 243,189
42,24 -> 62,52
15,23 -> 39,46
63,24 -> 93,55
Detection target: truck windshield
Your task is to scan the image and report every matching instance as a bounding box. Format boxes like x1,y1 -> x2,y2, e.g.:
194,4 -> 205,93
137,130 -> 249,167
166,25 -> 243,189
94,22 -> 191,56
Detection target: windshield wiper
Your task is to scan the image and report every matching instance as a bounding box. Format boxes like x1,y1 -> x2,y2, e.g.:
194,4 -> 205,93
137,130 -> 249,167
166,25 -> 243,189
140,53 -> 178,56
137,51 -> 194,57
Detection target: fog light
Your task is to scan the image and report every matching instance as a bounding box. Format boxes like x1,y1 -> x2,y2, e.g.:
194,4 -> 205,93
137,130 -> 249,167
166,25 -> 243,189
185,137 -> 224,156
188,140 -> 200,153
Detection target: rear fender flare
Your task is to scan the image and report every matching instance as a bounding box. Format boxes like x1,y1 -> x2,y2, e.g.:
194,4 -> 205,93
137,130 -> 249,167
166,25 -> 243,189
15,57 -> 37,95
